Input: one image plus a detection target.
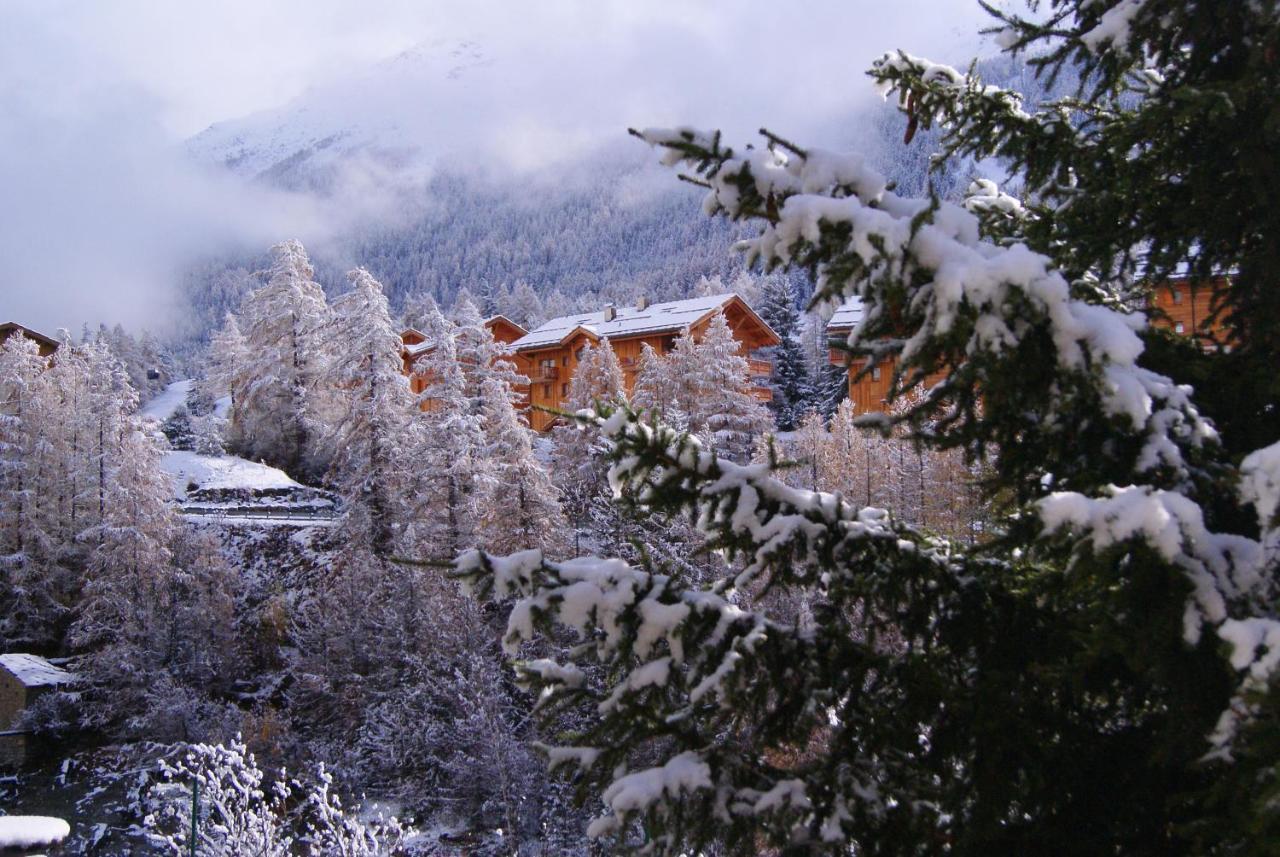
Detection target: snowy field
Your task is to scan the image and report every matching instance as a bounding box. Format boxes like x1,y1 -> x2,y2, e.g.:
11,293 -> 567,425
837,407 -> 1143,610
160,450 -> 302,501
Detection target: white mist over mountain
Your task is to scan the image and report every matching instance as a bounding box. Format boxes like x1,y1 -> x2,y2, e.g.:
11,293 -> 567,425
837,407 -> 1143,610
1,0 -> 988,335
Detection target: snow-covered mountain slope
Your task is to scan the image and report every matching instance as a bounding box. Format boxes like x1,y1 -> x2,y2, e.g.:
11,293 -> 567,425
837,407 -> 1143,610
186,40 -> 489,186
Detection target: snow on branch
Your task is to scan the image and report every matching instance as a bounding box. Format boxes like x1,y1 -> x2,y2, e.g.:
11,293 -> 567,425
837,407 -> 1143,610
633,124 -> 1216,486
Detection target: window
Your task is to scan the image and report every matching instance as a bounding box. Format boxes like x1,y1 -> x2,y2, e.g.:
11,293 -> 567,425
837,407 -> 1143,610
562,355 -> 569,366
871,365 -> 882,381
1171,288 -> 1182,304
542,384 -> 550,396
561,383 -> 569,396
575,346 -> 586,361
1175,322 -> 1185,334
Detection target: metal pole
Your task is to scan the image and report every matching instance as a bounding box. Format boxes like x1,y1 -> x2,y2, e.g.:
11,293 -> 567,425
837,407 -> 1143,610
190,777 -> 199,857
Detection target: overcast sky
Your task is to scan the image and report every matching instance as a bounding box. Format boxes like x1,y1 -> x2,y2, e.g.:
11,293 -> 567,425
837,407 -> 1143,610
0,0 -> 991,334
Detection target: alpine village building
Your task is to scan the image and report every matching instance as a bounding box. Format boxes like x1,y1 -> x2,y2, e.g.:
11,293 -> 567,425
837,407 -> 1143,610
827,276 -> 1233,413
403,294 -> 779,432
0,321 -> 59,358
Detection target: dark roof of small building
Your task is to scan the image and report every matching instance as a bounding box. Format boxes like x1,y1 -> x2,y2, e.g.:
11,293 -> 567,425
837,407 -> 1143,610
0,322 -> 60,350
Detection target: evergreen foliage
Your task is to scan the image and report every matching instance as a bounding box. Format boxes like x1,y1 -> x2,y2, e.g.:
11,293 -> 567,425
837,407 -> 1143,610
457,2 -> 1280,852
758,276 -> 814,429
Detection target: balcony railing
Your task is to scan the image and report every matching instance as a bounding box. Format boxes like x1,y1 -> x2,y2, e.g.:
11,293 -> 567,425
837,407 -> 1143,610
747,357 -> 772,377
533,366 -> 560,381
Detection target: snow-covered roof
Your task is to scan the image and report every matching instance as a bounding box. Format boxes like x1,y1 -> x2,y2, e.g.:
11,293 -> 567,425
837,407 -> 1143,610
826,298 -> 865,331
511,294 -> 742,351
0,653 -> 73,688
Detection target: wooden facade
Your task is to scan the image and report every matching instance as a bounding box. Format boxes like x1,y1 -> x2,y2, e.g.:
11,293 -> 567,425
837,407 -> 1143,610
0,322 -> 59,358
402,316 -> 528,409
828,276 -> 1234,414
1147,277 -> 1232,349
512,295 -> 779,432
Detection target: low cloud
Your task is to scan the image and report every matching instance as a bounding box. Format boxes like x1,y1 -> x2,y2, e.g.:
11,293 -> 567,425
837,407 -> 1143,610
0,0 -> 988,335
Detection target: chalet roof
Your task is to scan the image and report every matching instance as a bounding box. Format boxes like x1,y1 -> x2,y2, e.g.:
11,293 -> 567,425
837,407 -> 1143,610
0,322 -> 59,350
511,293 -> 754,352
0,653 -> 72,688
825,298 -> 865,331
401,316 -> 526,358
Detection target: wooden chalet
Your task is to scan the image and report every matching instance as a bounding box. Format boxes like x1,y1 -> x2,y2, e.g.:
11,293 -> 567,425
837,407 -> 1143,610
509,294 -> 779,432
827,300 -> 947,414
0,653 -> 72,768
830,275 -> 1236,413
1147,276 -> 1232,349
402,315 -> 528,408
0,322 -> 59,358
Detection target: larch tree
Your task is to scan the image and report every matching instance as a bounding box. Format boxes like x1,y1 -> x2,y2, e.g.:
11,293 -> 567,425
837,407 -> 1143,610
236,239 -> 331,477
477,376 -> 568,556
0,334 -> 63,648
323,268 -> 416,558
690,310 -> 772,462
202,311 -> 250,451
455,1 -> 1280,853
551,340 -> 627,555
408,305 -> 486,557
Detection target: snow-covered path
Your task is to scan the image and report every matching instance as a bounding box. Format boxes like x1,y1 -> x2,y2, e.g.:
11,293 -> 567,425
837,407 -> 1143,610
139,379 -> 194,422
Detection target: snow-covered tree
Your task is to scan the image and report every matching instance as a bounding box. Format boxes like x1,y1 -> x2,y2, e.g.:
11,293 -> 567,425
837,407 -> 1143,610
758,277 -> 813,430
322,268 -> 416,558
0,333 -> 63,647
457,3 -> 1280,852
508,280 -> 546,329
202,312 -> 250,450
236,240 -> 331,477
409,305 -> 486,557
477,376 -> 567,556
685,311 -> 772,462
145,737 -> 409,856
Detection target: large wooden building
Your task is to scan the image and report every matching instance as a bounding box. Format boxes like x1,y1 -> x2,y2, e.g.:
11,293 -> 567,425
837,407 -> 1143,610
509,294 -> 779,432
1147,276 -> 1232,349
829,276 -> 1236,413
0,322 -> 59,358
402,315 -> 528,405
826,300 -> 948,414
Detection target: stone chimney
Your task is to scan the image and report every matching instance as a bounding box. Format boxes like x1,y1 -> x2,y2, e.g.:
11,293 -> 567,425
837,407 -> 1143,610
636,296 -> 649,311
603,304 -> 617,321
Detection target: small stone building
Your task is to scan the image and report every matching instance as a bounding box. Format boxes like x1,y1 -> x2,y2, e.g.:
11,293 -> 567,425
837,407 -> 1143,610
0,653 -> 72,768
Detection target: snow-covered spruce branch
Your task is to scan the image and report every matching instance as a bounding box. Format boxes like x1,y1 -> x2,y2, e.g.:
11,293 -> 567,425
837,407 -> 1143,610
455,407 -> 1008,849
632,125 -> 1216,494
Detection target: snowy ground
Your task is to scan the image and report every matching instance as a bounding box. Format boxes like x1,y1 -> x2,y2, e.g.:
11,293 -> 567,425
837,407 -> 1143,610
160,450 -> 302,501
139,379 -> 195,423
0,814 -> 70,849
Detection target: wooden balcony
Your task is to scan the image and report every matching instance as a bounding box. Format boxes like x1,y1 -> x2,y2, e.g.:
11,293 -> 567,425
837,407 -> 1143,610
747,357 -> 772,377
533,366 -> 560,381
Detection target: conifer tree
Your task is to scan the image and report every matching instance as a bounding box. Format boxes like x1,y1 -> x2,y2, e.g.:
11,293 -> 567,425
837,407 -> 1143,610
477,376 -> 568,556
758,277 -> 813,430
323,268 -> 415,558
0,334 -> 63,647
551,340 -> 627,554
203,311 -> 250,449
409,305 -> 485,556
689,311 -> 772,462
457,3 -> 1280,852
236,239 -> 331,476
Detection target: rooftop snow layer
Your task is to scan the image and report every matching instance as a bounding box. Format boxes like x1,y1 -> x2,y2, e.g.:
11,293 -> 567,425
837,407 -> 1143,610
511,293 -> 738,351
826,298 -> 865,331
0,653 -> 73,687
161,451 -> 302,500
